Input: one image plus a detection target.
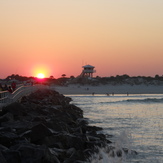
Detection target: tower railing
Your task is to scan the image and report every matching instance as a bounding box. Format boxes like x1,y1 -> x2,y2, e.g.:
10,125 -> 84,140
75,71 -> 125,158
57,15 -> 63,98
83,69 -> 96,73
0,84 -> 47,108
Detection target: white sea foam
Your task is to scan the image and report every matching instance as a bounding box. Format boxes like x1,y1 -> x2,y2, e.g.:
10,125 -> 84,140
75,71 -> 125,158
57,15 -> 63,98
89,130 -> 134,163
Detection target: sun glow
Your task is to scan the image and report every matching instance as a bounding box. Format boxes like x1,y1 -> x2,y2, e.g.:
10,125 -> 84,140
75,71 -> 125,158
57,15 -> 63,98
31,64 -> 52,79
37,73 -> 45,79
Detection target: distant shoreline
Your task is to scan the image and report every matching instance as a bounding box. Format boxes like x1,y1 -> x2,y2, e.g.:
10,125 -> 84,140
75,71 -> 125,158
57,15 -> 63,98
51,84 -> 163,95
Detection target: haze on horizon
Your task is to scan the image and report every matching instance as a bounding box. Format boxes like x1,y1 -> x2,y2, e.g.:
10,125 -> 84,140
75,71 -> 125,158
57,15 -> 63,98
0,0 -> 163,79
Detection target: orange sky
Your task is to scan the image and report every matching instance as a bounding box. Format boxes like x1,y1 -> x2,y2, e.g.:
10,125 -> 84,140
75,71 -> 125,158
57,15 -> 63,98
0,0 -> 163,78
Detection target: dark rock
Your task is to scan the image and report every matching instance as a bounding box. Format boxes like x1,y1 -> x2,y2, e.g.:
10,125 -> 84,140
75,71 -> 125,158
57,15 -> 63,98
43,133 -> 86,150
42,148 -> 60,163
0,113 -> 13,124
32,116 -> 47,122
1,102 -> 26,119
0,88 -> 134,162
1,121 -> 32,135
0,132 -> 19,147
76,118 -> 88,126
0,127 -> 13,133
0,151 -> 7,163
30,123 -> 53,143
2,150 -> 21,163
66,148 -> 76,158
15,143 -> 45,163
19,130 -> 31,139
0,144 -> 8,151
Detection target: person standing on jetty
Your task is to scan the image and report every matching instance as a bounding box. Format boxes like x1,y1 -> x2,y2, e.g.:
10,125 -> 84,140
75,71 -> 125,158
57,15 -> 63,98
8,86 -> 13,93
11,81 -> 16,91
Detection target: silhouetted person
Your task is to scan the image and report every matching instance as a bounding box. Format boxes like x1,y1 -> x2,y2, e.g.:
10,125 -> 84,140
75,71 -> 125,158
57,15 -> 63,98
8,86 -> 13,93
11,81 -> 16,91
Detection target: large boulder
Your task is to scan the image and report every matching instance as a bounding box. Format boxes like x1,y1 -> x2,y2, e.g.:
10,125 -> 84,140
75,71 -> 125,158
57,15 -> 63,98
30,123 -> 54,143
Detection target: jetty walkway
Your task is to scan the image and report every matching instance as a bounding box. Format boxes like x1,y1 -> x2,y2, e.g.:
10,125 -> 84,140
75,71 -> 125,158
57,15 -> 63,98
0,84 -> 47,109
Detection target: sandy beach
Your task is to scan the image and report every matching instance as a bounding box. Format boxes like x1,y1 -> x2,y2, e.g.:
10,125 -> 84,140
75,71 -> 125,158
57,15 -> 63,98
51,84 -> 163,95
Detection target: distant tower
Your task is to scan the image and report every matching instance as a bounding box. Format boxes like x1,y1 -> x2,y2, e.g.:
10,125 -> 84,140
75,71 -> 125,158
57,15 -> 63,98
81,65 -> 96,78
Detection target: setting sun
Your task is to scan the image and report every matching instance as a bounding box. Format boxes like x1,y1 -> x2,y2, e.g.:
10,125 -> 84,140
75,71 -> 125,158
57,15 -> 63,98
31,64 -> 52,79
37,73 -> 45,79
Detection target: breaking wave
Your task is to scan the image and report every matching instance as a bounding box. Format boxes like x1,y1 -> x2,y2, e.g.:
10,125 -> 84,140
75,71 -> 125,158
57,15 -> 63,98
99,98 -> 163,104
125,98 -> 163,103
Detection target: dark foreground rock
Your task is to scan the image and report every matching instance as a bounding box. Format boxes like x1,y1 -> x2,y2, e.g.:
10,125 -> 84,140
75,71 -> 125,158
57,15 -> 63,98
0,89 -> 112,163
0,88 -> 137,162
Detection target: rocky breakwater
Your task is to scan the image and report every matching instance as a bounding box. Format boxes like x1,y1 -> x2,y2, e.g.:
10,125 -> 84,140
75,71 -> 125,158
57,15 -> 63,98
0,89 -> 112,163
0,89 -> 137,162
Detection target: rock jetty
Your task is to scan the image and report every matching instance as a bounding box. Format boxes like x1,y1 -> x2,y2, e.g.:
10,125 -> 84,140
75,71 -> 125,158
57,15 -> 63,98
0,89 -> 112,163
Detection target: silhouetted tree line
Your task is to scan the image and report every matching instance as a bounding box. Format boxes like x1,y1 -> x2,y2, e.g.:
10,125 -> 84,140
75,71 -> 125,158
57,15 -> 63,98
4,74 -> 65,85
2,74 -> 163,86
70,74 -> 163,85
5,74 -> 33,81
94,74 -> 163,85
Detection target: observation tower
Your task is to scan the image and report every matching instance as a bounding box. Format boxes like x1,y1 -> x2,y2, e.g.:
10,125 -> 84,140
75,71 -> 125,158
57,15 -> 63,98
80,65 -> 96,78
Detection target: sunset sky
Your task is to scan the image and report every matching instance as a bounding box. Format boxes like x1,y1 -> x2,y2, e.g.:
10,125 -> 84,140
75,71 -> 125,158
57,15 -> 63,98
0,0 -> 163,79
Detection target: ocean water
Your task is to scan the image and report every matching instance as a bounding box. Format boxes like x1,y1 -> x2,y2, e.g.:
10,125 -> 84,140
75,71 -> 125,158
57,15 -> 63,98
66,94 -> 163,163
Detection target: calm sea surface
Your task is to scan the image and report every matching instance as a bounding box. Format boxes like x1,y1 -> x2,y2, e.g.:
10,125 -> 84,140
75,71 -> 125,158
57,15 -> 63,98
66,94 -> 163,163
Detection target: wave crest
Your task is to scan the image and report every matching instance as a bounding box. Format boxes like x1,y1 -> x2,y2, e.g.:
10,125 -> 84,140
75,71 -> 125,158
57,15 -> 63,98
126,98 -> 163,103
